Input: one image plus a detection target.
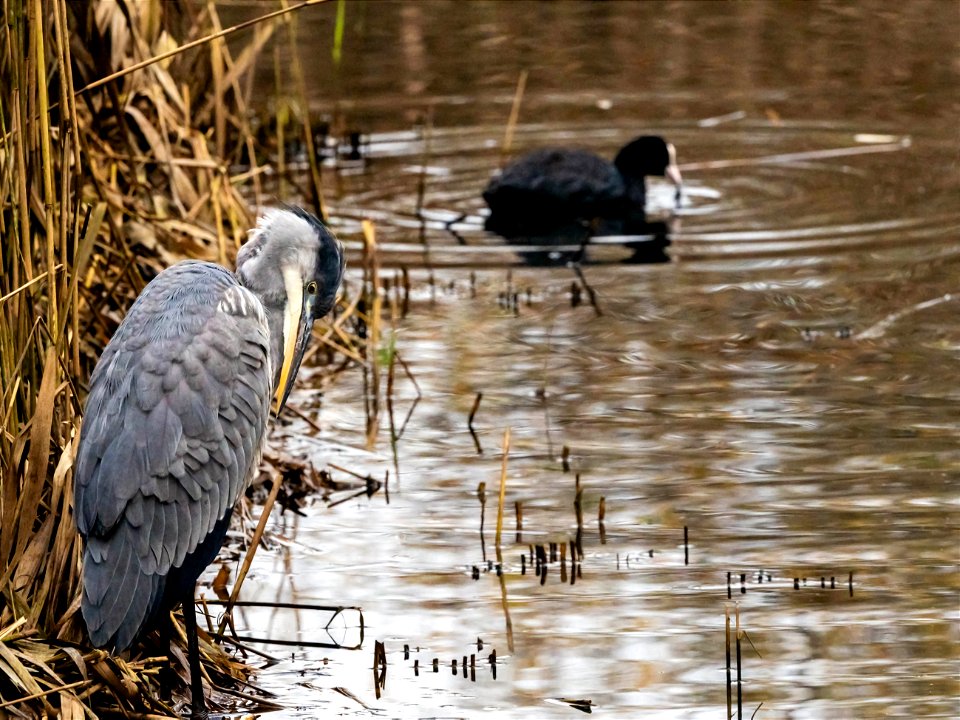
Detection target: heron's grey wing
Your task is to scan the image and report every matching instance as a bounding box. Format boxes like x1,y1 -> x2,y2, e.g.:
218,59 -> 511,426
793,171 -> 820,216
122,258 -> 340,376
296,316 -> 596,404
74,261 -> 272,651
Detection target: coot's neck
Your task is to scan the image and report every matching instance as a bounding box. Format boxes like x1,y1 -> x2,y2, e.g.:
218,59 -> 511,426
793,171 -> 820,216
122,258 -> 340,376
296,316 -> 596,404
622,176 -> 648,208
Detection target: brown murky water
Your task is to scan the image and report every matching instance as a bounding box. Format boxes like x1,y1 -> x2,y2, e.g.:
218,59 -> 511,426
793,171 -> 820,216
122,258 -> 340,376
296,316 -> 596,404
217,2 -> 959,717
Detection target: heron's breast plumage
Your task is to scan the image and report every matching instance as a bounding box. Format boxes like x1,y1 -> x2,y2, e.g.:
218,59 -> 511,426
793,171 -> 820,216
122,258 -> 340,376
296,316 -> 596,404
75,260 -> 273,650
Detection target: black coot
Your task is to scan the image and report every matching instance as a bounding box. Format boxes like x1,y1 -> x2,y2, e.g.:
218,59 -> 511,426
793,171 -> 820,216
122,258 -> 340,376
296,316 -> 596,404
483,135 -> 681,234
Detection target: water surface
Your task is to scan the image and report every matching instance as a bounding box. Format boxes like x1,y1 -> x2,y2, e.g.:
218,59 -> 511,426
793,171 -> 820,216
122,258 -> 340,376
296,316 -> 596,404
216,2 -> 960,717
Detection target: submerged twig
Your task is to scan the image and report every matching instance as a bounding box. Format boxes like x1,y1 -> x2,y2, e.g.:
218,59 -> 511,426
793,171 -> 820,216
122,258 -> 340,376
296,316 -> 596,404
678,137 -> 911,172
215,474 -> 283,639
571,264 -> 602,316
855,292 -> 957,340
478,481 -> 487,563
468,391 -> 483,454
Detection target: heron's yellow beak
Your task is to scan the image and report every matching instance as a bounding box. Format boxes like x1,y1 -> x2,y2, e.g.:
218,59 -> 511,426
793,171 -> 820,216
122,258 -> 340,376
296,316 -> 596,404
274,266 -> 304,412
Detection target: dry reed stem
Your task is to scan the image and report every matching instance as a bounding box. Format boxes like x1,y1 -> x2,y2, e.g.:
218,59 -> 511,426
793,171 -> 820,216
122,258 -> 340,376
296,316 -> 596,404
215,472 -> 283,639
500,69 -> 528,167
1,0 -> 358,714
74,0 -> 330,97
362,219 -> 383,448
494,428 -> 511,563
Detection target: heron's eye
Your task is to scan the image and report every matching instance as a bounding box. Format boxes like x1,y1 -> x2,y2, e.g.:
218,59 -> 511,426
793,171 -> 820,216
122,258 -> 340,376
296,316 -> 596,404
306,281 -> 318,295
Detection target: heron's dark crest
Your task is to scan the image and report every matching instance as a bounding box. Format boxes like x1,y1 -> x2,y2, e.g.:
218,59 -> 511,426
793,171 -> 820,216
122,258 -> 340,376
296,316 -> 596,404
74,207 -> 344,659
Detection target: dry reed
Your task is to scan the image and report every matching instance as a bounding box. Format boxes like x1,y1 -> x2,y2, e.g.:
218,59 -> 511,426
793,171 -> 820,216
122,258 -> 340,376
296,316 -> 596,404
0,0 -> 364,715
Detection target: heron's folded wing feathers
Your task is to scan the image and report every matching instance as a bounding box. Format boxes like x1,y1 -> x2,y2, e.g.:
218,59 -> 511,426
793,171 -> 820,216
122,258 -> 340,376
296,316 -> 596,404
75,262 -> 272,650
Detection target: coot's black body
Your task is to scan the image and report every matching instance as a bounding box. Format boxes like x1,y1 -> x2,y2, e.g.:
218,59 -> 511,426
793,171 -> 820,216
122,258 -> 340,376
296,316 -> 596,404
483,135 -> 680,235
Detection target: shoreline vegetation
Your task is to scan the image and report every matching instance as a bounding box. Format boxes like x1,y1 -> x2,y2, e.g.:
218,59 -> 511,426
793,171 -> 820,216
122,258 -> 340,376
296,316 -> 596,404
0,0 -> 359,715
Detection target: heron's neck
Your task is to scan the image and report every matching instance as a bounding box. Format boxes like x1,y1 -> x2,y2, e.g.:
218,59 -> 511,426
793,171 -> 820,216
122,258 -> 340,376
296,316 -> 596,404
264,304 -> 286,392
239,284 -> 286,393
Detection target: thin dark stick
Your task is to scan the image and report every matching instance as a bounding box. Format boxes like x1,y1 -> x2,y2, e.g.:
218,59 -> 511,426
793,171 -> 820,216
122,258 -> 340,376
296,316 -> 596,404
736,607 -> 743,720
571,264 -> 602,316
468,392 -> 483,429
211,684 -> 284,711
478,482 -> 487,564
725,605 -> 732,719
327,484 -> 380,508
214,633 -> 281,662
230,635 -> 361,650
468,391 -> 483,454
395,350 -> 422,439
202,599 -> 360,613
283,402 -> 324,434
386,341 -> 398,497
184,586 -> 206,719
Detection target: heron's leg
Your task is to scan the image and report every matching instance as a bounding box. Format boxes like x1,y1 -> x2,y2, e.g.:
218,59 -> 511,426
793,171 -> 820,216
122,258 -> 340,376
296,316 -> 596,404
159,612 -> 175,704
183,587 -> 208,720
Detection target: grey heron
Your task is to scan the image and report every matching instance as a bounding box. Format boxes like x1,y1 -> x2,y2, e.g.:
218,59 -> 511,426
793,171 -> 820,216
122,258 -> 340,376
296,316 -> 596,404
74,206 -> 344,717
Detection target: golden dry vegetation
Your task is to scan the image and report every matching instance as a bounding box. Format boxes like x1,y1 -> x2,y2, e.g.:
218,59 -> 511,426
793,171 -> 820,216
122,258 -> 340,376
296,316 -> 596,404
0,0 -> 360,715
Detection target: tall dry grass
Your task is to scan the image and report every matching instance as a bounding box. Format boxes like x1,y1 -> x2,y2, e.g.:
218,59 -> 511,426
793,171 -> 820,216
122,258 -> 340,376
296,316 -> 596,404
0,0 -> 335,714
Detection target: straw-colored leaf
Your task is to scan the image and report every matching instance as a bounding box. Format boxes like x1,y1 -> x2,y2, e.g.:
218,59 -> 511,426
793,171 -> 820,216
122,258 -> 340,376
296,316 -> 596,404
16,347 -> 59,557
59,691 -> 86,720
12,515 -> 53,597
149,49 -> 187,115
0,0 -> 357,714
0,654 -> 26,691
0,639 -> 46,699
125,104 -> 200,207
59,644 -> 89,683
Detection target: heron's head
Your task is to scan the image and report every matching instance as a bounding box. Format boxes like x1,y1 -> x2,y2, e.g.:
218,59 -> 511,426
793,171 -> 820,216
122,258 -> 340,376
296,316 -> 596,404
236,207 -> 345,412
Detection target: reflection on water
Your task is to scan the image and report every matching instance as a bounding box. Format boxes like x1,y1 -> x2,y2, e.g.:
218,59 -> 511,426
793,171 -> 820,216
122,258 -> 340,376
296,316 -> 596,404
214,1 -> 959,718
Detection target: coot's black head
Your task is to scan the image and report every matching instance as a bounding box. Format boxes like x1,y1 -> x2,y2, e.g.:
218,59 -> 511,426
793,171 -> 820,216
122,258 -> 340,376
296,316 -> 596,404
613,135 -> 682,185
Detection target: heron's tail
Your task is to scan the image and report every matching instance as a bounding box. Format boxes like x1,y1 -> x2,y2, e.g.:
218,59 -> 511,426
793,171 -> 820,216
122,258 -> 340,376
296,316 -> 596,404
81,529 -> 163,652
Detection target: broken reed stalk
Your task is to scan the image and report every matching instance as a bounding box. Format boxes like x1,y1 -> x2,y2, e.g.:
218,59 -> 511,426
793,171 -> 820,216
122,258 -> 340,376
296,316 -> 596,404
385,334 -> 399,495
373,639 -> 387,699
468,392 -> 483,429
598,496 -> 606,544
215,473 -> 284,639
736,605 -> 743,720
477,481 -> 487,563
362,219 -> 383,447
725,605 -> 733,719
494,428 -> 511,563
468,391 -> 483,454
500,69 -> 529,167
571,264 -> 602,316
574,474 -> 583,556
